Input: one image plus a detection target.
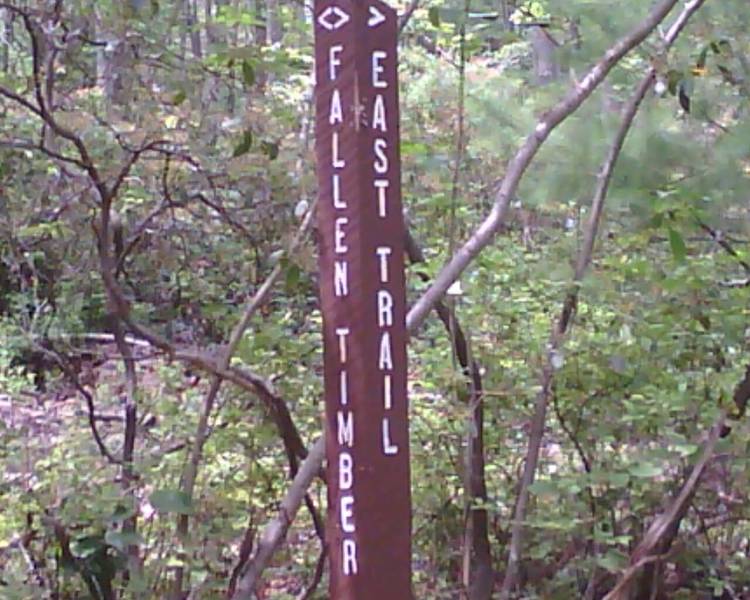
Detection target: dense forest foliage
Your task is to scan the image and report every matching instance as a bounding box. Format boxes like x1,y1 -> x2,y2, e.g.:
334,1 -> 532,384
1,0 -> 749,598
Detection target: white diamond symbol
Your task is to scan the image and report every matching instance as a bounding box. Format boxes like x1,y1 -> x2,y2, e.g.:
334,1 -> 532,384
318,6 -> 350,31
368,5 -> 386,27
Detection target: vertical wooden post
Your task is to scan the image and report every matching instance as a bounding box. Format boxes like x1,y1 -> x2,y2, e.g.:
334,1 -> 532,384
314,1 -> 413,598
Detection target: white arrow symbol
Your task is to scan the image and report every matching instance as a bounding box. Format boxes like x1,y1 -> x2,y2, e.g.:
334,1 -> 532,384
318,6 -> 350,31
368,5 -> 386,27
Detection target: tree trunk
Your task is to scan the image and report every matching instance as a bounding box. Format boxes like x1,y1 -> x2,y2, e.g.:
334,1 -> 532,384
253,0 -> 267,90
464,361 -> 493,600
499,0 -> 513,30
188,0 -> 203,58
98,14 -> 136,117
1,8 -> 12,73
529,25 -> 560,85
267,0 -> 281,44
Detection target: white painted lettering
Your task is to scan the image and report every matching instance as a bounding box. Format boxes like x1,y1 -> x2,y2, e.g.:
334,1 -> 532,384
372,50 -> 387,88
339,452 -> 353,489
334,260 -> 348,297
372,94 -> 387,132
335,217 -> 348,253
383,374 -> 392,409
378,332 -> 393,370
377,290 -> 394,327
374,179 -> 389,217
374,138 -> 388,174
333,174 -> 346,209
330,89 -> 343,124
368,5 -> 385,27
343,539 -> 358,575
337,410 -> 354,447
382,418 -> 399,455
335,328 -> 350,363
339,369 -> 348,405
340,495 -> 355,533
329,45 -> 343,81
332,132 -> 345,168
376,246 -> 392,283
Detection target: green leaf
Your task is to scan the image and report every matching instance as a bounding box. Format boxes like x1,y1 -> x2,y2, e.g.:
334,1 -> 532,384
105,530 -> 144,552
710,578 -> 726,595
401,140 -> 430,156
666,70 -> 682,96
716,39 -> 732,55
232,129 -> 254,158
528,479 -> 557,497
285,262 -> 301,291
171,90 -> 187,106
150,489 -> 194,515
527,517 -> 578,531
126,573 -> 149,594
597,550 -> 628,573
260,140 -> 279,160
241,60 -> 256,86
677,77 -> 693,112
668,228 -> 687,262
608,472 -> 630,487
108,504 -> 137,524
696,46 -> 709,70
678,83 -> 691,113
628,462 -> 663,478
674,442 -> 698,457
72,535 -> 105,558
428,6 -> 441,28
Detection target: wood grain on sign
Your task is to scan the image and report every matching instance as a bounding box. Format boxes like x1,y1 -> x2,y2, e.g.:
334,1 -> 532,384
313,0 -> 412,598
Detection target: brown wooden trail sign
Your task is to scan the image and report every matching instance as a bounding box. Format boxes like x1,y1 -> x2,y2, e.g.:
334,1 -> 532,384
314,0 -> 413,597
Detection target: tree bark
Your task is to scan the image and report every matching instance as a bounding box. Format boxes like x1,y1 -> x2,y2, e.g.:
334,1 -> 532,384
1,7 -> 12,73
266,0 -> 281,44
529,25 -> 559,84
188,0 -> 203,58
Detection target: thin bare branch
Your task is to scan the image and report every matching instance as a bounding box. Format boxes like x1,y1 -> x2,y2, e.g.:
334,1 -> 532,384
36,343 -> 120,465
406,0 -> 682,333
111,317 -> 143,582
602,414 -> 726,599
696,219 -> 750,274
398,0 -> 422,34
224,0 -> 688,570
231,437 -> 325,600
499,2 -> 709,594
171,201 -> 317,597
0,138 -> 89,170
